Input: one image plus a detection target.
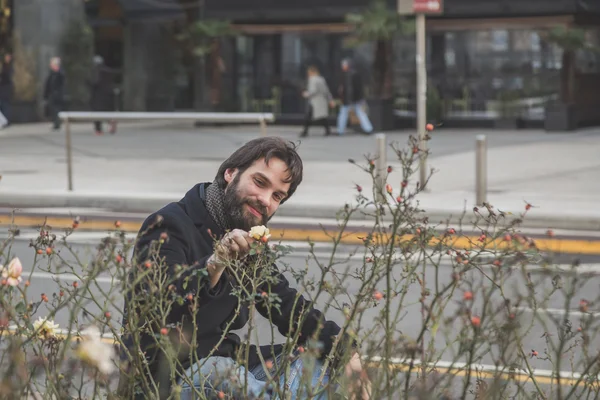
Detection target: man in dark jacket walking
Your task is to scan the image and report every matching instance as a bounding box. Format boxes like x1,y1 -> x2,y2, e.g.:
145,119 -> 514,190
120,137 -> 369,399
337,59 -> 373,135
43,57 -> 65,130
89,55 -> 118,135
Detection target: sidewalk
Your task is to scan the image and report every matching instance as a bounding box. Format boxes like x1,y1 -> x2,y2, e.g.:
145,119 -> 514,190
1,121 -> 599,230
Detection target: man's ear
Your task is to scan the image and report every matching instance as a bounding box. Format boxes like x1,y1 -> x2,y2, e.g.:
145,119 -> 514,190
224,168 -> 238,184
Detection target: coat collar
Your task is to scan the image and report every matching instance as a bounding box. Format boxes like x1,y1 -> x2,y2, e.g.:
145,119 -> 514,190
180,182 -> 224,242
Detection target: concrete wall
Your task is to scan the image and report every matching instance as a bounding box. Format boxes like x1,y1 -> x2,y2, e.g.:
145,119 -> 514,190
13,0 -> 85,116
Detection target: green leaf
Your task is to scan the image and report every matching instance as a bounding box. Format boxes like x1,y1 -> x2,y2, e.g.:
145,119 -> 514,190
193,47 -> 211,57
15,301 -> 26,314
344,0 -> 413,44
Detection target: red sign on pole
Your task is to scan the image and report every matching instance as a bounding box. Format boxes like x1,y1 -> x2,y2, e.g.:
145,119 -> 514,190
413,0 -> 442,13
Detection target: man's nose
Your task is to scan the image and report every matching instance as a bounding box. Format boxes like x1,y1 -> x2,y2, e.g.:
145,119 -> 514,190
256,192 -> 271,211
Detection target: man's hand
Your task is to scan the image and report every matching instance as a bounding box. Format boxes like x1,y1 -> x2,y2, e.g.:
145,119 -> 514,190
207,229 -> 255,288
329,100 -> 336,108
344,352 -> 371,400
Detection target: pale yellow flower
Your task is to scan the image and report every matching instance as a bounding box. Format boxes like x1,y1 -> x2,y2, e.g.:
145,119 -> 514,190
249,225 -> 271,241
32,316 -> 60,339
76,325 -> 115,375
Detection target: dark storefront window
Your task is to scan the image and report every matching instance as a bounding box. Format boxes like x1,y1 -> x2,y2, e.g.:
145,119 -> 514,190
235,32 -> 348,115
231,26 -> 600,120
235,36 -> 254,112
394,28 -> 567,120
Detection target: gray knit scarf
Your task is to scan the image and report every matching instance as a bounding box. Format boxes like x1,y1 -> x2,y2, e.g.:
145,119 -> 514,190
204,182 -> 231,232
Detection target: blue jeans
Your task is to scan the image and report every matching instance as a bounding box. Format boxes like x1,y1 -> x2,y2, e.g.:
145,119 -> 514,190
337,102 -> 373,135
180,352 -> 332,399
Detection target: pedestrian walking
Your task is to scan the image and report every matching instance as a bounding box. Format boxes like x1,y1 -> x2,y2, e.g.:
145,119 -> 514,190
89,55 -> 117,135
300,65 -> 335,137
43,57 -> 65,130
336,59 -> 373,135
0,52 -> 13,128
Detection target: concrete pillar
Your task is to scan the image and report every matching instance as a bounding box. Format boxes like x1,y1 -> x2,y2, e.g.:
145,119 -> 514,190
122,22 -> 147,111
123,22 -> 176,111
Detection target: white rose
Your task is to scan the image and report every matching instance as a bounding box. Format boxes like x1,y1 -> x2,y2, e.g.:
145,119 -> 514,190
76,325 -> 116,375
32,317 -> 60,339
249,225 -> 271,241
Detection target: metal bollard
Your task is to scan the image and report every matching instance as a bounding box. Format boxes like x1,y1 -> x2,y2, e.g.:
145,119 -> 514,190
475,134 -> 487,206
65,118 -> 73,191
260,118 -> 267,137
375,133 -> 387,202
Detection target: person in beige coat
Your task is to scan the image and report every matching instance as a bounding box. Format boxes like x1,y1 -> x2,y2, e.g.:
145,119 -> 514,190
300,65 -> 335,137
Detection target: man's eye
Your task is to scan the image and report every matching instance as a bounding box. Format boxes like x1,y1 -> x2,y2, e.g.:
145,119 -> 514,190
273,194 -> 283,202
254,179 -> 264,187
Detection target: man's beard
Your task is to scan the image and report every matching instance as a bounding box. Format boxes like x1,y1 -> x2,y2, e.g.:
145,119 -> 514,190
223,176 -> 269,231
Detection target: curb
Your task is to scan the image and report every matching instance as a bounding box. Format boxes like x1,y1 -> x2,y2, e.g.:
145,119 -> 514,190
1,190 -> 600,231
2,210 -> 600,255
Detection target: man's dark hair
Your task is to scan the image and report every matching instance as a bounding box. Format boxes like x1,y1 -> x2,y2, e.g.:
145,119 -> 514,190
214,136 -> 303,204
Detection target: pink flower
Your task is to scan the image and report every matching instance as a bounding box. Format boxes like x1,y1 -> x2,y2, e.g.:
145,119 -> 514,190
2,257 -> 23,286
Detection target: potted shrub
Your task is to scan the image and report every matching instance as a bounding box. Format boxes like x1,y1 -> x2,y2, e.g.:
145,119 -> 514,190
59,19 -> 95,111
494,89 -> 519,129
426,85 -> 443,126
175,19 -> 236,112
11,33 -> 39,123
345,0 -> 414,131
542,26 -> 590,132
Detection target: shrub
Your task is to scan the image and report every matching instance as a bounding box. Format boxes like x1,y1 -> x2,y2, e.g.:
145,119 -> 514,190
0,132 -> 597,399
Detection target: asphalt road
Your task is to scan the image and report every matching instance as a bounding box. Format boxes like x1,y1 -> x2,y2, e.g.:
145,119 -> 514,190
3,228 -> 600,397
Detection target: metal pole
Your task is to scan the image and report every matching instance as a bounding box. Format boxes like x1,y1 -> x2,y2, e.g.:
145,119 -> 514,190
65,118 -> 73,191
475,134 -> 487,206
416,13 -> 428,189
260,118 -> 267,137
375,133 -> 387,202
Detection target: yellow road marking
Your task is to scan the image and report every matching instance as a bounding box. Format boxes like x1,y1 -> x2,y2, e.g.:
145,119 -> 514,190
2,214 -> 600,255
364,362 -> 597,388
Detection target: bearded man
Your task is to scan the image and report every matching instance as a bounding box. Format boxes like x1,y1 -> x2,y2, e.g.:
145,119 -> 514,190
120,137 -> 369,399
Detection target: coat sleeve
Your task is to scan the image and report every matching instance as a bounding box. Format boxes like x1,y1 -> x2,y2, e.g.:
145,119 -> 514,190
255,265 -> 353,360
133,213 -> 228,304
306,77 -> 318,98
322,79 -> 333,102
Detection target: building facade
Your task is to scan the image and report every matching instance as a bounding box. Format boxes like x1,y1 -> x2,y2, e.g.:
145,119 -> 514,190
8,0 -> 600,127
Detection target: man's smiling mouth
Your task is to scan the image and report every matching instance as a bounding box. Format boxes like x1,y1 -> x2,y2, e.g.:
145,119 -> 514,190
246,204 -> 263,218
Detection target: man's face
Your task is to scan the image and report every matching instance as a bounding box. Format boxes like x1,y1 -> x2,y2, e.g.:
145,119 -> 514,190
223,157 -> 291,231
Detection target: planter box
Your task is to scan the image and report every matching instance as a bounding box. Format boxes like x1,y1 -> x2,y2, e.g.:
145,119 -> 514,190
10,101 -> 40,123
544,103 -> 577,132
367,97 -> 395,132
494,117 -> 518,130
